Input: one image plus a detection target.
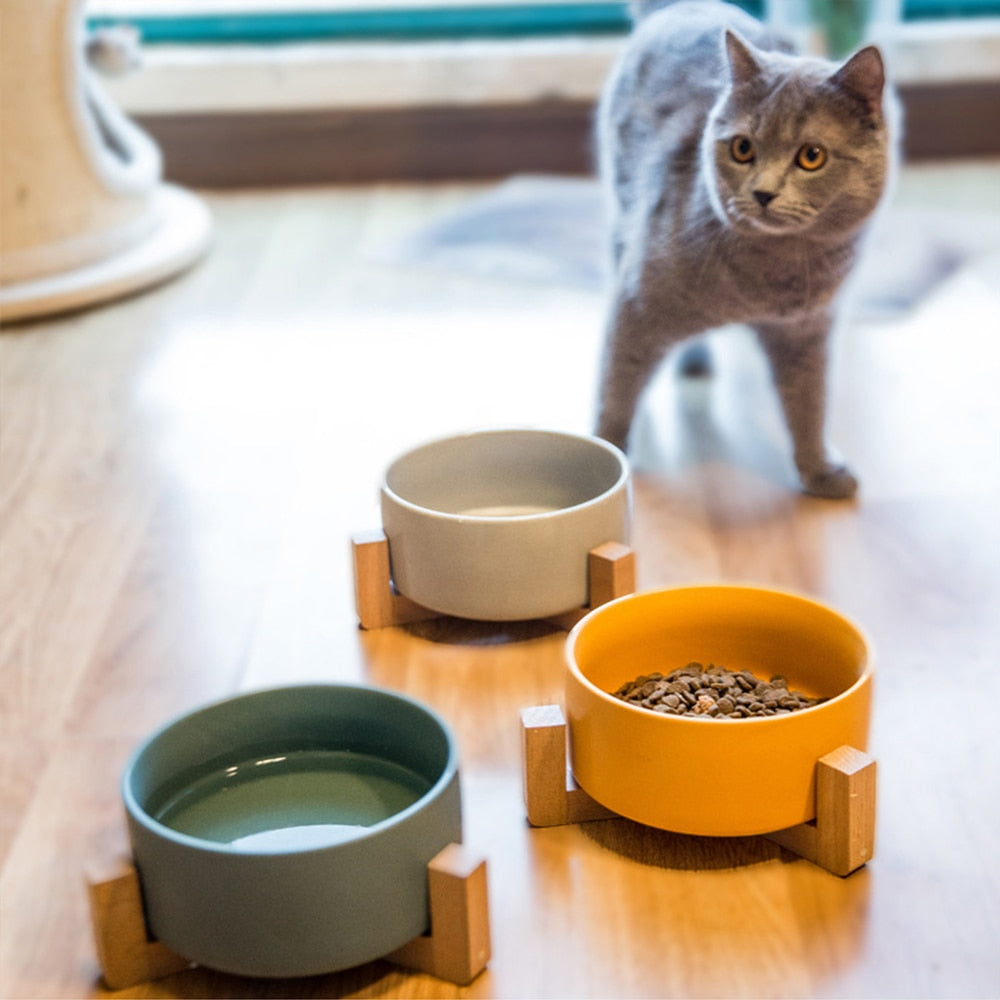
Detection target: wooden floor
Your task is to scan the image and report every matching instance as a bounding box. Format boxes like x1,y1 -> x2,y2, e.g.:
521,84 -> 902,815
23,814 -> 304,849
2,159 -> 999,999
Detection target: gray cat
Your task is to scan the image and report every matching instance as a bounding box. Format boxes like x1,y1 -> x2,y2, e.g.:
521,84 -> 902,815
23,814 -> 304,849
595,0 -> 895,498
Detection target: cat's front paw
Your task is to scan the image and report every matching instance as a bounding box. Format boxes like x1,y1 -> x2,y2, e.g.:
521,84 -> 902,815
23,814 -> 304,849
800,463 -> 859,500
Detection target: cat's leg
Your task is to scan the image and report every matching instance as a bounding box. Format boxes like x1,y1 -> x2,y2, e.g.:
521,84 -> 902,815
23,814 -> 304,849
752,317 -> 858,500
594,294 -> 676,450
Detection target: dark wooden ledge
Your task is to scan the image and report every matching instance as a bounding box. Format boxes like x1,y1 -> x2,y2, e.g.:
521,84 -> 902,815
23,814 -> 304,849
141,82 -> 1000,188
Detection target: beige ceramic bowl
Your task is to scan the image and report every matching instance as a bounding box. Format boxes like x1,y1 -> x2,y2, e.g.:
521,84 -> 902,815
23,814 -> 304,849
380,428 -> 630,621
565,585 -> 872,837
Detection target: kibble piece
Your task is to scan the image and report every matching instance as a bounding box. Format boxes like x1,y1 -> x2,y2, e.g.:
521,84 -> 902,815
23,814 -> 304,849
613,662 -> 825,719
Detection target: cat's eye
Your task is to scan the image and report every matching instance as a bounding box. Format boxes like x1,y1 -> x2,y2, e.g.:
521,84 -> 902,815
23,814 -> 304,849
796,144 -> 827,171
730,136 -> 755,164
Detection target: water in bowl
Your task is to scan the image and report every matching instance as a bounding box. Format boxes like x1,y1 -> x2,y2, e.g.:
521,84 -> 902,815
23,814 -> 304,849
150,749 -> 432,852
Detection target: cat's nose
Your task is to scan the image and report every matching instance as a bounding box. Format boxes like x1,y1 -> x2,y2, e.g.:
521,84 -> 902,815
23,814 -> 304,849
753,190 -> 776,208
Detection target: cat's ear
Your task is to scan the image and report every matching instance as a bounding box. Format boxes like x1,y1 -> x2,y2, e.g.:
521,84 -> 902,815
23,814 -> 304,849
831,45 -> 885,118
724,30 -> 765,88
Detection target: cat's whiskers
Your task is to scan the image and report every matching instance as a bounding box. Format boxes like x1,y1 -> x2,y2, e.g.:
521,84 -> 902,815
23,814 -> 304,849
731,188 -> 819,234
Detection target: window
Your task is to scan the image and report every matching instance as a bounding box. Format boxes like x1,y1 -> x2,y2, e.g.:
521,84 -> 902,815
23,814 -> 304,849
87,0 -> 1000,44
85,1 -> 1000,183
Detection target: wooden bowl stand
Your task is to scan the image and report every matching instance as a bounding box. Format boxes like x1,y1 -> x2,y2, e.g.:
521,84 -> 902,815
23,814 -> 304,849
351,530 -> 636,630
520,704 -> 877,877
86,843 -> 490,989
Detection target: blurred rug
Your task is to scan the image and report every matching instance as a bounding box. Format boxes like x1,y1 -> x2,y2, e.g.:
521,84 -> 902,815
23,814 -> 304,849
375,173 -> 999,319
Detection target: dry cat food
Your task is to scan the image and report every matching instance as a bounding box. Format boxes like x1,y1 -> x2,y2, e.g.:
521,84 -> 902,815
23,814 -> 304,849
612,662 -> 826,718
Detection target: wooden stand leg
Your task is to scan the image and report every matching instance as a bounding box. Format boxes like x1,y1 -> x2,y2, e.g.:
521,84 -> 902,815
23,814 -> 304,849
766,745 -> 877,876
353,531 -> 635,631
387,844 -> 491,985
86,858 -> 192,989
544,541 -> 636,630
520,705 -> 616,827
89,847 -> 489,988
587,540 -> 637,610
351,529 -> 439,629
520,706 -> 877,877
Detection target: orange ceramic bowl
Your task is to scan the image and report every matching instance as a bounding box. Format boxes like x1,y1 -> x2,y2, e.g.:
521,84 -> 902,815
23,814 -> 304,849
565,585 -> 872,837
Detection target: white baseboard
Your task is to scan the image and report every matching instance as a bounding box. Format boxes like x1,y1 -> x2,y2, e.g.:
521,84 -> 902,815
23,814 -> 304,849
103,20 -> 1000,117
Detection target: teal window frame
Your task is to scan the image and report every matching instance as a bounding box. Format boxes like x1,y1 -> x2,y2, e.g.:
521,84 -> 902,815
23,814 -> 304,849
87,1 -> 1000,46
89,3 -> 640,44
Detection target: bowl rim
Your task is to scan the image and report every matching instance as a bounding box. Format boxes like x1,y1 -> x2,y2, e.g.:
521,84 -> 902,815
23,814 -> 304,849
566,583 -> 873,727
380,426 -> 630,524
122,682 -> 460,857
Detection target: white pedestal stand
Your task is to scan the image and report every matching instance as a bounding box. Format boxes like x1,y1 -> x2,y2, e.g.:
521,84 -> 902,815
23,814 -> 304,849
0,0 -> 211,322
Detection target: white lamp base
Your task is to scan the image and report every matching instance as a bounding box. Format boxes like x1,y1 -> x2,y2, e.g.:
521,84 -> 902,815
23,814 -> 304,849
0,184 -> 211,324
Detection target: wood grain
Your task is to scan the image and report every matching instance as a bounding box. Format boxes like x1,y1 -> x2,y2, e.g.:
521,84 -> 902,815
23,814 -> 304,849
2,163 -> 999,998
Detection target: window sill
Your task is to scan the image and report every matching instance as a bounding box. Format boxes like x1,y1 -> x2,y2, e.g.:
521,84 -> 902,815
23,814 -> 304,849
107,19 -> 1000,114
100,21 -> 1000,184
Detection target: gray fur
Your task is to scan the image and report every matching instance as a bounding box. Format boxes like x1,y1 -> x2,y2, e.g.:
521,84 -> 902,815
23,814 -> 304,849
595,0 -> 894,498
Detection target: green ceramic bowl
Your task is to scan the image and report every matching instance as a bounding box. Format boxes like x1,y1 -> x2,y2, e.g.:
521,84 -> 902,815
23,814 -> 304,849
122,684 -> 462,978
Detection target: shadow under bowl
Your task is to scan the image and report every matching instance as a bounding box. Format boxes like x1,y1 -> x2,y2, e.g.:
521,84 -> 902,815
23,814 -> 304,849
122,684 -> 462,978
565,585 -> 872,837
380,428 -> 630,621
